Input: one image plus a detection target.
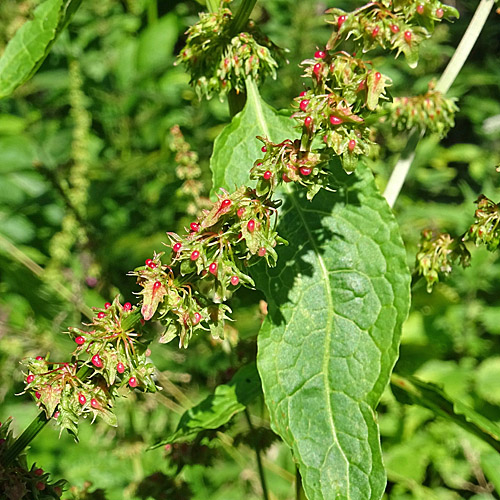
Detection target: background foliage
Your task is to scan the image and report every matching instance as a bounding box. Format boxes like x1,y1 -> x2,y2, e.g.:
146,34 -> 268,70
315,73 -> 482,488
0,0 -> 499,498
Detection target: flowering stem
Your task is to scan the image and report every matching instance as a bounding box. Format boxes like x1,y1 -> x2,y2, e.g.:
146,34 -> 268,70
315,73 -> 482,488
383,0 -> 495,208
244,408 -> 269,500
1,412 -> 48,467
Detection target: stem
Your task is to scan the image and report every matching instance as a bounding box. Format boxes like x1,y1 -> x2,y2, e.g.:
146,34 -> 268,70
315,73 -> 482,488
1,412 -> 48,467
206,0 -> 219,13
147,0 -> 158,24
383,0 -> 495,208
244,408 -> 269,500
229,0 -> 257,37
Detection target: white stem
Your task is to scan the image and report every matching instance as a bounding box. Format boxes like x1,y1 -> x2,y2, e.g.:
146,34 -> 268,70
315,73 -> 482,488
383,0 -> 495,208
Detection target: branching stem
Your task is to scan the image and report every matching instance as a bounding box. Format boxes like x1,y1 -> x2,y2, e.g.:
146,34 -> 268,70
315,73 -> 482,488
383,0 -> 495,208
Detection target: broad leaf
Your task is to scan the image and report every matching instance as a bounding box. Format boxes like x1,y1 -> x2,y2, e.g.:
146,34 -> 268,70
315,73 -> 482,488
210,80 -> 411,500
0,0 -> 82,99
151,363 -> 261,447
391,373 -> 500,453
210,78 -> 295,195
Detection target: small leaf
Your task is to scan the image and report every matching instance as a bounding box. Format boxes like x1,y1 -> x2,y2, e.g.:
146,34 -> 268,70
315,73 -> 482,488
151,363 -> 261,447
0,0 -> 82,99
140,281 -> 167,321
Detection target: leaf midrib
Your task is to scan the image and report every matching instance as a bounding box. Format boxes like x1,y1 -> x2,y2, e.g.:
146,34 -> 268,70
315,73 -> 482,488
248,75 -> 351,497
285,185 -> 350,497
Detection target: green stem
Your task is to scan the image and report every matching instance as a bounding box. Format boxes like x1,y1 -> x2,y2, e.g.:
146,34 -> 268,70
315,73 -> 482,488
244,408 -> 269,500
147,0 -> 158,24
229,0 -> 257,37
206,0 -> 219,13
1,412 -> 48,467
383,0 -> 495,208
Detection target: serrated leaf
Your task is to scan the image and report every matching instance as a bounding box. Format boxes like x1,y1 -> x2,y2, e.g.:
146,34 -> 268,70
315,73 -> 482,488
210,78 -> 296,194
0,0 -> 82,99
151,363 -> 261,447
210,80 -> 410,499
391,373 -> 500,453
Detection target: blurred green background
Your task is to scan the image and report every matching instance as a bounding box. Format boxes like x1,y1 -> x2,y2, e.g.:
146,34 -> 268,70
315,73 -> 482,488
0,1 -> 499,498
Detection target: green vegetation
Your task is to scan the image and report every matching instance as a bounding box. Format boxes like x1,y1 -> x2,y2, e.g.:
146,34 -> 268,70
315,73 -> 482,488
1,1 -> 499,499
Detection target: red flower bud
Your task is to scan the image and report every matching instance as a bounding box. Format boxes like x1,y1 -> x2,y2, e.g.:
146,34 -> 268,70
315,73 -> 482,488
230,275 -> 240,286
123,302 -> 132,311
209,262 -> 218,275
92,354 -> 103,368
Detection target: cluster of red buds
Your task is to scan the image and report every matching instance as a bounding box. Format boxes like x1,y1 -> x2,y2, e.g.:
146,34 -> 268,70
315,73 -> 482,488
130,186 -> 285,346
326,0 -> 459,68
294,51 -> 390,173
177,7 -> 284,100
463,195 -> 500,251
0,418 -> 66,498
416,229 -> 470,291
250,137 -> 332,200
21,299 -> 157,434
384,86 -> 458,137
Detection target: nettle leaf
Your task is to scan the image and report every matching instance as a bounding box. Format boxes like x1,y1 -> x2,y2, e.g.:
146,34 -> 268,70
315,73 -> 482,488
0,0 -> 82,99
151,363 -> 261,447
210,80 -> 410,500
210,78 -> 296,195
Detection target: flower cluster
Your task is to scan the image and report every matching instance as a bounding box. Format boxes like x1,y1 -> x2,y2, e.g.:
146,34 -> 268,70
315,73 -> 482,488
0,418 -> 66,498
463,195 -> 500,251
177,7 -> 284,100
326,0 -> 459,67
131,186 -> 285,346
294,51 -> 390,174
384,86 -> 458,137
416,229 -> 470,292
22,299 -> 157,435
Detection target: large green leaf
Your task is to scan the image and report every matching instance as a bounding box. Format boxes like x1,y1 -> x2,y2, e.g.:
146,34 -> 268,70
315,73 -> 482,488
0,0 -> 82,99
151,363 -> 261,447
210,79 -> 411,500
